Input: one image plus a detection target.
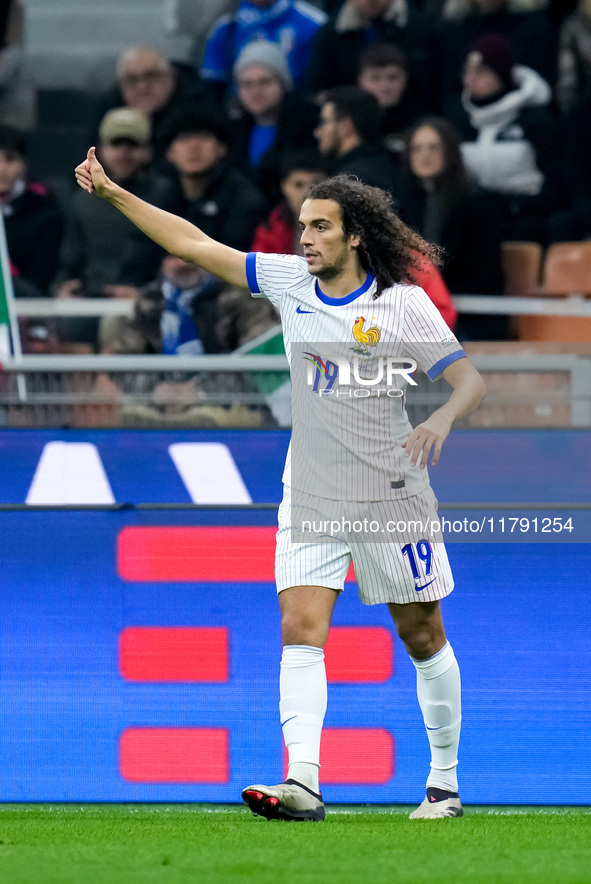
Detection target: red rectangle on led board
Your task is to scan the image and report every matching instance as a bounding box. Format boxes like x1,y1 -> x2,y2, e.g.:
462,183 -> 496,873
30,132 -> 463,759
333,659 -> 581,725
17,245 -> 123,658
118,526 -> 359,583
119,627 -> 228,682
284,728 -> 394,784
117,526 -> 277,582
324,627 -> 393,683
119,727 -> 229,783
321,728 -> 394,784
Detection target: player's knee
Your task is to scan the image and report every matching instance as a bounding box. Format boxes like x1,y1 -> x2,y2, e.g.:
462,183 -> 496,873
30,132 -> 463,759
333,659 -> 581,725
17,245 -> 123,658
396,622 -> 440,659
281,608 -> 328,648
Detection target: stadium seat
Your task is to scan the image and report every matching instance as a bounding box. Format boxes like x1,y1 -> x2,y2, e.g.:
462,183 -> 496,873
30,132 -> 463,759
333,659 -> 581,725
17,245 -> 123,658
501,241 -> 542,298
542,241 -> 591,297
515,242 -> 591,342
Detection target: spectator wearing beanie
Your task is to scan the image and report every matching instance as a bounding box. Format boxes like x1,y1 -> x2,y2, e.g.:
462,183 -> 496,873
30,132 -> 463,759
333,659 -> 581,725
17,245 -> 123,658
229,40 -> 319,202
432,0 -> 557,118
454,32 -> 564,242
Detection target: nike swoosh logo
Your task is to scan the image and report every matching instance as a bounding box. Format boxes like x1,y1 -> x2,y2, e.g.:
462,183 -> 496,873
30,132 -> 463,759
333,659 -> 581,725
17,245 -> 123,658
296,306 -> 315,314
426,726 -> 444,731
415,578 -> 436,592
281,715 -> 297,727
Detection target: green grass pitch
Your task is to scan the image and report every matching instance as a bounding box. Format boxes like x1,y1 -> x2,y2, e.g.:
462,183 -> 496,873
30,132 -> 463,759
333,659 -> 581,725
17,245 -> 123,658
0,805 -> 590,884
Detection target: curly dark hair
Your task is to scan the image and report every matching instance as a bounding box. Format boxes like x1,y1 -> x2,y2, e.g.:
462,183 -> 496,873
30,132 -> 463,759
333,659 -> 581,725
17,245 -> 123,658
306,175 -> 443,298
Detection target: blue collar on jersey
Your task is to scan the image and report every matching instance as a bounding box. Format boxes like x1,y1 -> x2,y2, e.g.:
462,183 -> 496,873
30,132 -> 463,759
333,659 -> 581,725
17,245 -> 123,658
315,273 -> 375,306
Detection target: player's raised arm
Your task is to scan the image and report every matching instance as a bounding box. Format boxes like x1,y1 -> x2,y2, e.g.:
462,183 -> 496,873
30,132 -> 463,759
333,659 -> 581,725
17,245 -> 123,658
74,147 -> 249,289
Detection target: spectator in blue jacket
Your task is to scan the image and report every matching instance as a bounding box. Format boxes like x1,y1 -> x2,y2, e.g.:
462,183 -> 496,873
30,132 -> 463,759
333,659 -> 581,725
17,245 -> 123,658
200,0 -> 326,98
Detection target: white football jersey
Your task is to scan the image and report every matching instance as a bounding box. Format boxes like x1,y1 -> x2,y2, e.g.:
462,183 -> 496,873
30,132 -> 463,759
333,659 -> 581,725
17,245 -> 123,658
247,252 -> 465,501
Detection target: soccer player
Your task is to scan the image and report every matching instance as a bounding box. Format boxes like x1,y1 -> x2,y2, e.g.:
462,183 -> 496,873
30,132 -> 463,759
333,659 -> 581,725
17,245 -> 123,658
75,149 -> 486,820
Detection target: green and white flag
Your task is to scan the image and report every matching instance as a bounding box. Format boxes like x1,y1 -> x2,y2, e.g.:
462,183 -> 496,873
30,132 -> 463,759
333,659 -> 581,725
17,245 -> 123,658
0,268 -> 10,361
0,212 -> 21,363
235,324 -> 291,426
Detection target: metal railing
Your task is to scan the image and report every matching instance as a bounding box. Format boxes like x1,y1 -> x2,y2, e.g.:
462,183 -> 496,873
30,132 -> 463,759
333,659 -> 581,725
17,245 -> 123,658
13,295 -> 591,319
1,351 -> 590,429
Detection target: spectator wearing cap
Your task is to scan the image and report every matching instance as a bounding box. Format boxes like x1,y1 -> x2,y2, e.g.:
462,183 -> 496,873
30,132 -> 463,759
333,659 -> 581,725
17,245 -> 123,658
117,105 -> 269,289
52,107 -> 170,349
432,0 -> 557,117
454,32 -> 563,242
229,40 -> 319,202
0,125 -> 63,297
200,0 -> 326,99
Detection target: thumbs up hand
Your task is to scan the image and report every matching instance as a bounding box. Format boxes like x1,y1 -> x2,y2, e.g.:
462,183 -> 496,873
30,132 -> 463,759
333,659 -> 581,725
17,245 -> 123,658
74,146 -> 111,197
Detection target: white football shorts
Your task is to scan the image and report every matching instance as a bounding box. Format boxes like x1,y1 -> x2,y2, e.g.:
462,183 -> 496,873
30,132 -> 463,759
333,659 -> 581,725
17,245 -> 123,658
275,484 -> 454,605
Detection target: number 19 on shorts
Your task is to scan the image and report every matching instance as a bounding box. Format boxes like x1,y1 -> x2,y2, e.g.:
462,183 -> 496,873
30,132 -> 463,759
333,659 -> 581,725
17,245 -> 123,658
402,540 -> 436,593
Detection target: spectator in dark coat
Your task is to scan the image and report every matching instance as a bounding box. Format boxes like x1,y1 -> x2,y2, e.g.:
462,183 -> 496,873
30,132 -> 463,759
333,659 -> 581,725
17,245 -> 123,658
455,32 -> 563,242
356,42 -> 431,156
0,125 -> 63,296
304,0 -> 433,102
118,105 -> 269,287
433,0 -> 557,117
229,40 -> 319,202
52,108 -> 170,349
398,115 -> 507,339
314,85 -> 402,198
547,85 -> 591,242
556,0 -> 591,114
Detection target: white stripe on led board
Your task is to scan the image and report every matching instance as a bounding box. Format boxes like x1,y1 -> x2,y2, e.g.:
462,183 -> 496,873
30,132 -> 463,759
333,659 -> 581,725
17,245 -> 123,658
26,442 -> 115,504
169,443 -> 252,504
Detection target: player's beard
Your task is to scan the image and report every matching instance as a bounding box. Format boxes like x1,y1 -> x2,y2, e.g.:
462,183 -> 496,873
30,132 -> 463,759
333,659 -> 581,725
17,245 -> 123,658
310,243 -> 350,282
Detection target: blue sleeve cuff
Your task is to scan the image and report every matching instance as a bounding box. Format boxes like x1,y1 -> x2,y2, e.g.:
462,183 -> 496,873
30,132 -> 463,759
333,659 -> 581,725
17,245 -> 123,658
246,253 -> 260,293
427,349 -> 466,380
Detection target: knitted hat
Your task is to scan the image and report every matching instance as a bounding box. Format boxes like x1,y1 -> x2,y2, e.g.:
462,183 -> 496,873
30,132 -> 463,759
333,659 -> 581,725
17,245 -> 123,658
465,33 -> 517,89
99,108 -> 151,145
233,40 -> 293,91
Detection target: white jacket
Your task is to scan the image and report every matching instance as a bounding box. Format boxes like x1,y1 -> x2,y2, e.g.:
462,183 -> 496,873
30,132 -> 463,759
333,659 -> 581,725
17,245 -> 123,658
460,65 -> 551,196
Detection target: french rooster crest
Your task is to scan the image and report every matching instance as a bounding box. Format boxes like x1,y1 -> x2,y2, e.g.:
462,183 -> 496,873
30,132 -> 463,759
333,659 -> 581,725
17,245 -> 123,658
352,316 -> 381,356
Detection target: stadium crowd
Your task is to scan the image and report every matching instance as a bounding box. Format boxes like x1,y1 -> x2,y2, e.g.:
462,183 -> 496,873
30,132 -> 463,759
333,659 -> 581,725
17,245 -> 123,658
0,0 -> 589,358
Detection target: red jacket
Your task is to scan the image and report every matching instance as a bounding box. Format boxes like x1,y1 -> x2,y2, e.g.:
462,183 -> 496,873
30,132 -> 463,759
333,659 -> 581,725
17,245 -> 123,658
413,260 -> 457,331
251,202 -> 295,255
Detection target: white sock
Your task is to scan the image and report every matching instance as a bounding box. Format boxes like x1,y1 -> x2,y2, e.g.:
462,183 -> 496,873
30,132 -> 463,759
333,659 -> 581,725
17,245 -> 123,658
411,641 -> 461,794
279,644 -> 326,794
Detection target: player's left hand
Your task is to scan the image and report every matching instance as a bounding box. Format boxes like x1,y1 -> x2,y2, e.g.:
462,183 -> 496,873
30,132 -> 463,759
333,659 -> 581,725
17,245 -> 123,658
402,412 -> 453,469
